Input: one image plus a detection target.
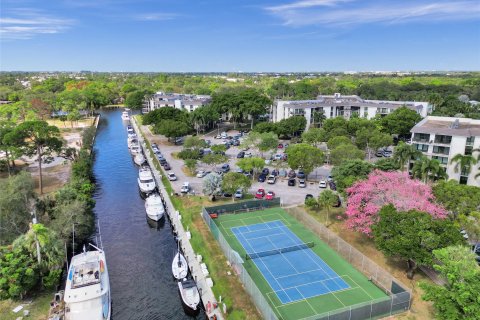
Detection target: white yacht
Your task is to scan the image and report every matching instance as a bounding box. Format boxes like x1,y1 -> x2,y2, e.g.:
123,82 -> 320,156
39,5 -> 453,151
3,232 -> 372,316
128,136 -> 138,149
134,153 -> 146,166
121,110 -> 130,121
178,279 -> 201,316
64,244 -> 111,320
138,166 -> 156,193
126,125 -> 134,134
172,250 -> 188,280
130,144 -> 141,156
145,193 -> 165,221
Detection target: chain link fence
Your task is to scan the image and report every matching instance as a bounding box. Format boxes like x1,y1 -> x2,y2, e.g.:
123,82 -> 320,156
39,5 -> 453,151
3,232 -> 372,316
202,202 -> 411,320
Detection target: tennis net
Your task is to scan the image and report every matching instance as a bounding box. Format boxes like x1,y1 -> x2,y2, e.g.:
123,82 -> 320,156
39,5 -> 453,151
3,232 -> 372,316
245,241 -> 315,260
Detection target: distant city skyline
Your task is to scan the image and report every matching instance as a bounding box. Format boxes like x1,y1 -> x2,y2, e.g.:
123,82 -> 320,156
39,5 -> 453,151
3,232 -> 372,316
1,0 -> 479,72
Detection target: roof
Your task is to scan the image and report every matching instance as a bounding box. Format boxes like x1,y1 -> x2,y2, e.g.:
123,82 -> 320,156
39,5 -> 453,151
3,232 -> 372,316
411,116 -> 480,137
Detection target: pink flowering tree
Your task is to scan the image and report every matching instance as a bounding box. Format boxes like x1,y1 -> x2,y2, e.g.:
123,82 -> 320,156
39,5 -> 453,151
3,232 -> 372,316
345,170 -> 447,235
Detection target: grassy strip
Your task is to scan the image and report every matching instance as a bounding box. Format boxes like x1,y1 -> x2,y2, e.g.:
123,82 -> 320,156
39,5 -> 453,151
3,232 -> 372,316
135,116 -> 261,320
0,289 -> 54,320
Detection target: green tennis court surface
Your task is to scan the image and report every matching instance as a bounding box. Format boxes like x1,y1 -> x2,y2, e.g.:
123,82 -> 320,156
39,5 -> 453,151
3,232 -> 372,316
214,207 -> 388,320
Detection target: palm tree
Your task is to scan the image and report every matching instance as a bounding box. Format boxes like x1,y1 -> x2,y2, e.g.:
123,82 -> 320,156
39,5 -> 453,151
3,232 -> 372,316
318,190 -> 338,226
412,157 -> 447,183
450,153 -> 478,179
311,111 -> 327,128
393,142 -> 421,171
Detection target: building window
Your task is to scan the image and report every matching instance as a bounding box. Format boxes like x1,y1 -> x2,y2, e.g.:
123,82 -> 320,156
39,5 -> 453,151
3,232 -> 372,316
414,144 -> 429,152
413,133 -> 430,143
466,136 -> 475,146
465,146 -> 473,155
432,156 -> 448,164
434,135 -> 452,144
432,146 -> 450,155
459,176 -> 468,185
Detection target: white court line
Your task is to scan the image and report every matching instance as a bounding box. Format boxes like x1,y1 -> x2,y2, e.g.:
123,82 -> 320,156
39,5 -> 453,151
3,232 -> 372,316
265,236 -> 301,274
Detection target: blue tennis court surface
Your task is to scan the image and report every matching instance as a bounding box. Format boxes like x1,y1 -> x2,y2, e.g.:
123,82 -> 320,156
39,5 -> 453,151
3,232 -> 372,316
231,220 -> 350,304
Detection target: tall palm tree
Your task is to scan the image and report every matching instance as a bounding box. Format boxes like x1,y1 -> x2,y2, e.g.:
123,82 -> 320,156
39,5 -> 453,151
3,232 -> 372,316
450,153 -> 478,178
311,111 -> 326,128
412,157 -> 447,183
393,142 -> 421,171
318,190 -> 338,226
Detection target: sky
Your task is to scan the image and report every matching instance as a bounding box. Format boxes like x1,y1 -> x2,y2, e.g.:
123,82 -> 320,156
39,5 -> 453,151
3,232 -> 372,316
1,0 -> 479,72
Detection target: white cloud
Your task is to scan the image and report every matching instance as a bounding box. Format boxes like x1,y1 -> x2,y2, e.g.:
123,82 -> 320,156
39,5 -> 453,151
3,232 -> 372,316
265,0 -> 480,26
267,0 -> 351,12
0,9 -> 74,40
133,13 -> 178,21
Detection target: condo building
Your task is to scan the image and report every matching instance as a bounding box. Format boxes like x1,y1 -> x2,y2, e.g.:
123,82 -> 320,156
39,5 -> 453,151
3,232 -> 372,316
410,116 -> 480,187
143,92 -> 211,113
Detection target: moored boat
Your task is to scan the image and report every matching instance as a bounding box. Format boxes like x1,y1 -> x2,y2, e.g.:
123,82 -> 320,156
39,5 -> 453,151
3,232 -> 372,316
134,153 -> 146,166
178,279 -> 201,316
172,249 -> 188,280
64,244 -> 111,320
121,110 -> 130,121
145,193 -> 165,221
138,166 -> 156,193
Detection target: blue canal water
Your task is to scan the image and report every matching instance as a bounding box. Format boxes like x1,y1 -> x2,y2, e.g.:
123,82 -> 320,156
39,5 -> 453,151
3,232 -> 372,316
92,109 -> 203,319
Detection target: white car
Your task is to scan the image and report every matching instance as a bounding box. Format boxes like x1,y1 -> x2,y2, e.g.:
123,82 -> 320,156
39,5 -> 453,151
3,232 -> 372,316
180,182 -> 190,193
267,175 -> 276,184
196,170 -> 207,178
168,173 -> 177,181
274,154 -> 283,161
244,152 -> 252,158
319,180 -> 327,188
299,179 -> 306,188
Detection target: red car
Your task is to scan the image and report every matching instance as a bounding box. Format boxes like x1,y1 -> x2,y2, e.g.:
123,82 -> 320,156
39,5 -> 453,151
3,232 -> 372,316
265,191 -> 275,200
255,189 -> 266,199
277,143 -> 284,149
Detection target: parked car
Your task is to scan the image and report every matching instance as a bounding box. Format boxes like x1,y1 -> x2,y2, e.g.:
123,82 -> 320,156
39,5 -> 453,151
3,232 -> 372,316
159,158 -> 167,165
319,180 -> 327,188
221,131 -> 227,139
163,162 -> 171,170
180,182 -> 190,193
237,151 -> 245,158
274,154 -> 283,161
255,189 -> 266,199
235,168 -> 244,174
375,149 -> 384,157
221,164 -> 230,173
297,170 -> 306,179
196,170 -> 207,178
265,191 -> 275,200
174,137 -> 184,145
305,194 -> 314,203
299,179 -> 306,188
382,148 -> 393,157
333,195 -> 341,207
327,175 -> 333,182
279,169 -> 287,177
215,135 -> 221,139
329,181 -> 337,190
267,175 -> 276,184
234,189 -> 243,199
271,169 -> 279,176
261,168 -> 270,175
157,154 -> 165,161
244,151 -> 252,158
277,143 -> 284,149
258,174 -> 267,182
288,170 -> 296,178
168,173 -> 177,181
222,192 -> 232,198
152,146 -> 160,153
288,178 -> 296,186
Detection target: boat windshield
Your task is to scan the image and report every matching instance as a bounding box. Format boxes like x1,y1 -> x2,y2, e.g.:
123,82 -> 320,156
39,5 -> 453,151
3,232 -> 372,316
71,261 -> 101,289
140,178 -> 154,183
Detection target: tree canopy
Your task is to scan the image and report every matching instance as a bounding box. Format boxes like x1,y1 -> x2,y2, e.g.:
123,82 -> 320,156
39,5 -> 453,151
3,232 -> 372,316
380,107 -> 422,137
285,143 -> 325,177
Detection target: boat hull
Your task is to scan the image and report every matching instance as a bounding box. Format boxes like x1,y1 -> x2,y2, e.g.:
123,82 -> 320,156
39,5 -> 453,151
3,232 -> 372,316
172,252 -> 188,280
177,283 -> 200,316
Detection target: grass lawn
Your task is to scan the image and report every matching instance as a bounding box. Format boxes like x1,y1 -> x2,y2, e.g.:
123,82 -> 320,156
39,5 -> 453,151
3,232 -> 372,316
0,290 -> 54,320
212,207 -> 389,320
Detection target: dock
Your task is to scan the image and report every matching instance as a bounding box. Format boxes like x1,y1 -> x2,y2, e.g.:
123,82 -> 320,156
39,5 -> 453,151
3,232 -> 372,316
131,117 -> 224,320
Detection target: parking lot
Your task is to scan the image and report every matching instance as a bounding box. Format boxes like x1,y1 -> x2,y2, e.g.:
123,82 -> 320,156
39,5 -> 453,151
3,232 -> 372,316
142,126 -> 333,206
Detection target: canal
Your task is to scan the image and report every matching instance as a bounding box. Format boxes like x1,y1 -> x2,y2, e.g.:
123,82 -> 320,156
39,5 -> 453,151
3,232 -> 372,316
92,109 -> 203,319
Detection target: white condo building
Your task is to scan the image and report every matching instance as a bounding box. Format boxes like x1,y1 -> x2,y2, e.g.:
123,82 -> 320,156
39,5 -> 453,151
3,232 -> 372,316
410,116 -> 480,187
272,93 -> 431,128
143,92 -> 211,113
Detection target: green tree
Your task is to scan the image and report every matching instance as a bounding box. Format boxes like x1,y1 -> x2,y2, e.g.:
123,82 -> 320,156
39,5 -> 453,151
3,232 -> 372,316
153,119 -> 191,140
221,172 -> 252,202
201,153 -> 228,171
277,116 -> 306,138
331,159 -> 374,193
301,128 -> 326,146
355,128 -> 392,160
450,153 -> 478,177
311,111 -> 326,128
125,90 -> 147,109
318,190 -> 338,226
330,144 -> 365,166
237,157 -> 265,179
7,121 -> 63,194
202,172 -> 223,197
432,180 -> 480,217
285,143 -> 325,178
0,171 -> 36,245
184,159 -> 197,175
327,136 -> 352,150
393,142 -> 421,171
372,205 -> 464,279
420,246 -> 480,320
257,132 -> 279,157
210,144 -> 227,154
412,156 -> 447,183
380,106 -> 422,137
183,136 -> 207,149
67,109 -> 81,128
374,158 -> 400,172
0,244 -> 38,299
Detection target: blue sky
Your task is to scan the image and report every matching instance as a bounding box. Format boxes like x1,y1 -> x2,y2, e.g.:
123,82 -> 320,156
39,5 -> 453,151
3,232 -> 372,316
1,0 -> 479,72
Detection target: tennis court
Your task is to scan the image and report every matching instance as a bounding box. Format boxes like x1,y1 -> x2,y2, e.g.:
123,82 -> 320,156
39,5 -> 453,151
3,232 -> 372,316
232,220 -> 350,304
214,207 -> 389,320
